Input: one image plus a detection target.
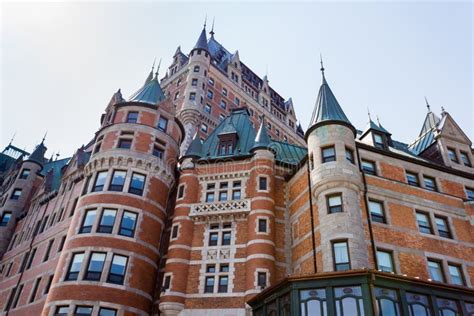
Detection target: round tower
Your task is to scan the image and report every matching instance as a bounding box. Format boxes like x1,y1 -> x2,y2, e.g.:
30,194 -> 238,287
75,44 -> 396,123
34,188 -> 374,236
178,24 -> 211,155
43,72 -> 183,315
305,63 -> 368,272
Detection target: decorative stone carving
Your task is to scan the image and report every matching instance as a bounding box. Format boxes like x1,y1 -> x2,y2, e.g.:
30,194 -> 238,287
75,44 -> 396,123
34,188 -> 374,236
189,199 -> 250,221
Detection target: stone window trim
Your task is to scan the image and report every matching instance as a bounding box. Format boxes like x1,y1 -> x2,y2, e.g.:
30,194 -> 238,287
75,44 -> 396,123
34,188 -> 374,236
162,272 -> 173,292
424,253 -> 470,286
61,249 -> 130,286
254,268 -> 270,290
255,216 -> 270,235
367,198 -> 388,225
200,262 -> 232,294
331,239 -> 351,272
421,174 -> 438,192
413,209 -> 457,240
374,244 -> 400,273
201,178 -> 246,203
49,302 -> 120,316
75,206 -> 141,239
170,223 -> 180,241
85,168 -> 149,198
257,175 -> 270,193
326,193 -> 343,214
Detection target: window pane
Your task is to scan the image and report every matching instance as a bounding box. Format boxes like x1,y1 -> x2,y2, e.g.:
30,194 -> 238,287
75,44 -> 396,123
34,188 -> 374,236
99,209 -> 116,233
108,255 -> 127,284
67,253 -> 84,280
109,171 -> 126,191
333,242 -> 349,267
129,173 -> 145,195
99,308 -> 117,316
448,265 -> 464,285
75,306 -> 93,315
93,171 -> 108,192
80,210 -> 96,233
428,260 -> 444,282
222,231 -> 231,245
119,211 -> 137,237
377,251 -> 394,272
85,253 -> 106,280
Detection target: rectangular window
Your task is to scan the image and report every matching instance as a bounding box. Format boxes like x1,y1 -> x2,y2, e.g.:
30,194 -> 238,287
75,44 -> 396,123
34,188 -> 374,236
207,90 -> 214,99
11,284 -> 23,309
92,171 -> 108,192
58,235 -> 66,252
466,187 -> 474,200
209,232 -> 218,246
19,169 -> 30,180
206,192 -> 215,203
85,252 -> 106,281
222,231 -> 231,245
153,146 -> 164,158
44,274 -> 53,294
201,123 -> 208,133
327,194 -> 343,213
119,211 -> 137,237
98,209 -> 117,233
416,212 -> 432,234
447,147 -> 458,162
82,176 -> 91,195
99,308 -> 117,316
193,65 -> 200,72
448,263 -> 464,285
189,92 -> 196,101
222,88 -> 228,96
80,210 -> 97,234
332,241 -> 350,271
428,259 -> 444,282
66,252 -> 85,281
232,189 -> 241,200
361,160 -> 376,175
218,191 -> 227,202
258,218 -> 267,233
204,103 -> 212,114
377,250 -> 394,272
369,200 -> 385,223
0,212 -> 12,227
406,171 -> 420,187
75,306 -> 93,316
11,189 -> 22,200
107,254 -> 128,285
55,306 -> 69,316
423,176 -> 437,191
204,276 -> 214,293
171,225 -> 179,239
117,138 -> 132,149
258,177 -> 267,191
126,111 -> 138,123
345,147 -> 354,164
163,275 -> 171,290
322,146 -> 336,163
158,116 -> 168,132
29,277 -> 41,303
207,264 -> 216,273
460,151 -> 471,167
234,97 -> 240,105
208,77 -> 215,85
26,248 -> 36,270
220,264 -> 229,272
218,276 -> 228,293
434,216 -> 451,238
128,173 -> 145,195
373,133 -> 385,149
191,78 -> 198,86
220,100 -> 227,109
177,185 -> 185,199
257,272 -> 267,287
109,170 -> 126,191
43,239 -> 54,262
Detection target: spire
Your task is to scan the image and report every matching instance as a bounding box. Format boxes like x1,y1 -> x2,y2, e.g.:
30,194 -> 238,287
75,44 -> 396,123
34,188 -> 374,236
8,132 -> 16,146
425,96 -> 431,112
320,54 -> 326,83
183,133 -> 203,159
210,17 -> 215,37
193,21 -> 209,52
306,60 -> 355,139
367,107 -> 372,121
129,65 -> 166,105
144,58 -> 155,86
154,58 -> 162,79
28,138 -> 48,165
251,116 -> 271,152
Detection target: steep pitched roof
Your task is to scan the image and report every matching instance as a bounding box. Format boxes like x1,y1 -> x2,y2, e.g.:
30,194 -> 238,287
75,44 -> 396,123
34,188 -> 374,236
41,157 -> 70,191
129,77 -> 166,105
360,118 -> 391,139
251,119 -> 271,152
306,71 -> 354,138
184,133 -> 203,159
193,27 -> 209,52
408,110 -> 442,155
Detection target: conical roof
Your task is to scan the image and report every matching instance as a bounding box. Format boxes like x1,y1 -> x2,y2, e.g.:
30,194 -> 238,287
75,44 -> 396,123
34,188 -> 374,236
129,77 -> 165,105
306,70 -> 354,138
184,133 -> 203,159
193,27 -> 209,52
362,118 -> 390,136
251,118 -> 271,152
28,141 -> 47,165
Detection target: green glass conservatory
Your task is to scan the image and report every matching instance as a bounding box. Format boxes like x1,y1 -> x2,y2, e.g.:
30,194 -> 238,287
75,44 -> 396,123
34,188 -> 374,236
247,270 -> 474,316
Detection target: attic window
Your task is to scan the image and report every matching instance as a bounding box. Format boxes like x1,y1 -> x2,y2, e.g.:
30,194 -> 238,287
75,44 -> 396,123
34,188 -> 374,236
447,148 -> 458,163
373,133 -> 385,149
460,151 -> 471,167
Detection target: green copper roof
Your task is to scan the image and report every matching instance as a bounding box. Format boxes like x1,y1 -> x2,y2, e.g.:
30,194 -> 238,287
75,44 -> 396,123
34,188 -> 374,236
184,133 -> 203,159
41,157 -> 70,191
307,71 -> 353,137
361,118 -> 391,138
195,108 -> 306,165
408,110 -> 442,155
129,77 -> 165,105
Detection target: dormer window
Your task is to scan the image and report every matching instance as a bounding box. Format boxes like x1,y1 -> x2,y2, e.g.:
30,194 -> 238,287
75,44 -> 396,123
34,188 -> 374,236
460,151 -> 471,167
373,133 -> 385,149
447,147 -> 458,163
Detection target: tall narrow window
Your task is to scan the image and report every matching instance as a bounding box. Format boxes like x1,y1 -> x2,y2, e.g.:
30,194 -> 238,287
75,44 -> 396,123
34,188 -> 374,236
177,185 -> 185,199
345,147 -> 354,164
0,212 -> 12,227
29,277 -> 41,303
207,90 -> 214,99
218,182 -> 228,201
119,211 -> 137,237
416,212 -> 432,234
129,173 -> 145,195
163,275 -> 171,290
171,224 -> 179,239
232,181 -> 241,200
406,171 -> 420,187
209,232 -> 218,246
460,151 -> 471,167
92,171 -> 108,192
44,275 -> 53,294
448,263 -> 464,285
117,138 -> 132,149
434,216 -> 451,238
361,160 -> 376,175
26,248 -> 37,270
322,146 -> 336,163
257,272 -> 267,288
153,146 -> 164,158
11,189 -> 22,200
204,276 -> 214,293
11,284 -> 23,309
109,170 -> 126,191
85,252 -> 106,281
258,177 -> 268,191
369,200 -> 386,223
222,231 -> 231,246
98,209 -> 117,233
447,147 -> 458,163
82,176 -> 91,195
189,92 -> 196,101
66,252 -> 85,281
373,133 -> 385,149
43,239 -> 54,262
204,103 -> 212,114
107,254 -> 128,285
220,100 -> 227,109
126,111 -> 138,123
157,116 -> 168,132
258,218 -> 268,233
201,123 -> 208,133
427,259 -> 444,282
80,210 -> 97,234
327,194 -> 343,213
218,276 -> 228,293
191,78 -> 198,86
58,235 -> 66,253
423,176 -> 437,191
332,241 -> 350,271
377,250 -> 394,272
19,169 -> 30,180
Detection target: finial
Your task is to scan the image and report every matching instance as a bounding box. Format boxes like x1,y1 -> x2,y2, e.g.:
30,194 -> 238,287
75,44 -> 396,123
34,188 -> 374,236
441,106 -> 446,114
9,132 -> 16,146
151,57 -> 156,72
204,14 -> 207,29
376,115 -> 381,125
320,53 -> 325,74
56,152 -> 60,161
425,96 -> 431,112
367,107 -> 371,120
154,58 -> 162,79
42,131 -> 48,143
210,17 -> 215,36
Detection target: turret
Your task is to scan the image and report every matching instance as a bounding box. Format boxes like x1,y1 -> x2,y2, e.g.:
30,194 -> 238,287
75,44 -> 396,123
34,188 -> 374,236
305,60 -> 368,272
178,23 -> 212,155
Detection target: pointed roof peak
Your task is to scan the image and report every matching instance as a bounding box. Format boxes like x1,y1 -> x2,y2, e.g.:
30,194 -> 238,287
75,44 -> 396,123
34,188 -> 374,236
28,138 -> 48,165
184,132 -> 203,159
153,58 -> 162,80
193,25 -> 209,52
320,53 -> 327,84
251,116 -> 271,152
129,67 -> 166,105
425,96 -> 431,112
209,17 -> 215,37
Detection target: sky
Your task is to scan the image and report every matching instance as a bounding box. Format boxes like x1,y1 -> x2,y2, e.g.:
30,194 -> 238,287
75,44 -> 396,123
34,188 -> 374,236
1,1 -> 472,158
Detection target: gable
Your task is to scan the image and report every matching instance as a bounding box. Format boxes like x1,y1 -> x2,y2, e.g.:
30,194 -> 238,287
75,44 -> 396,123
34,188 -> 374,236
438,114 -> 472,146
